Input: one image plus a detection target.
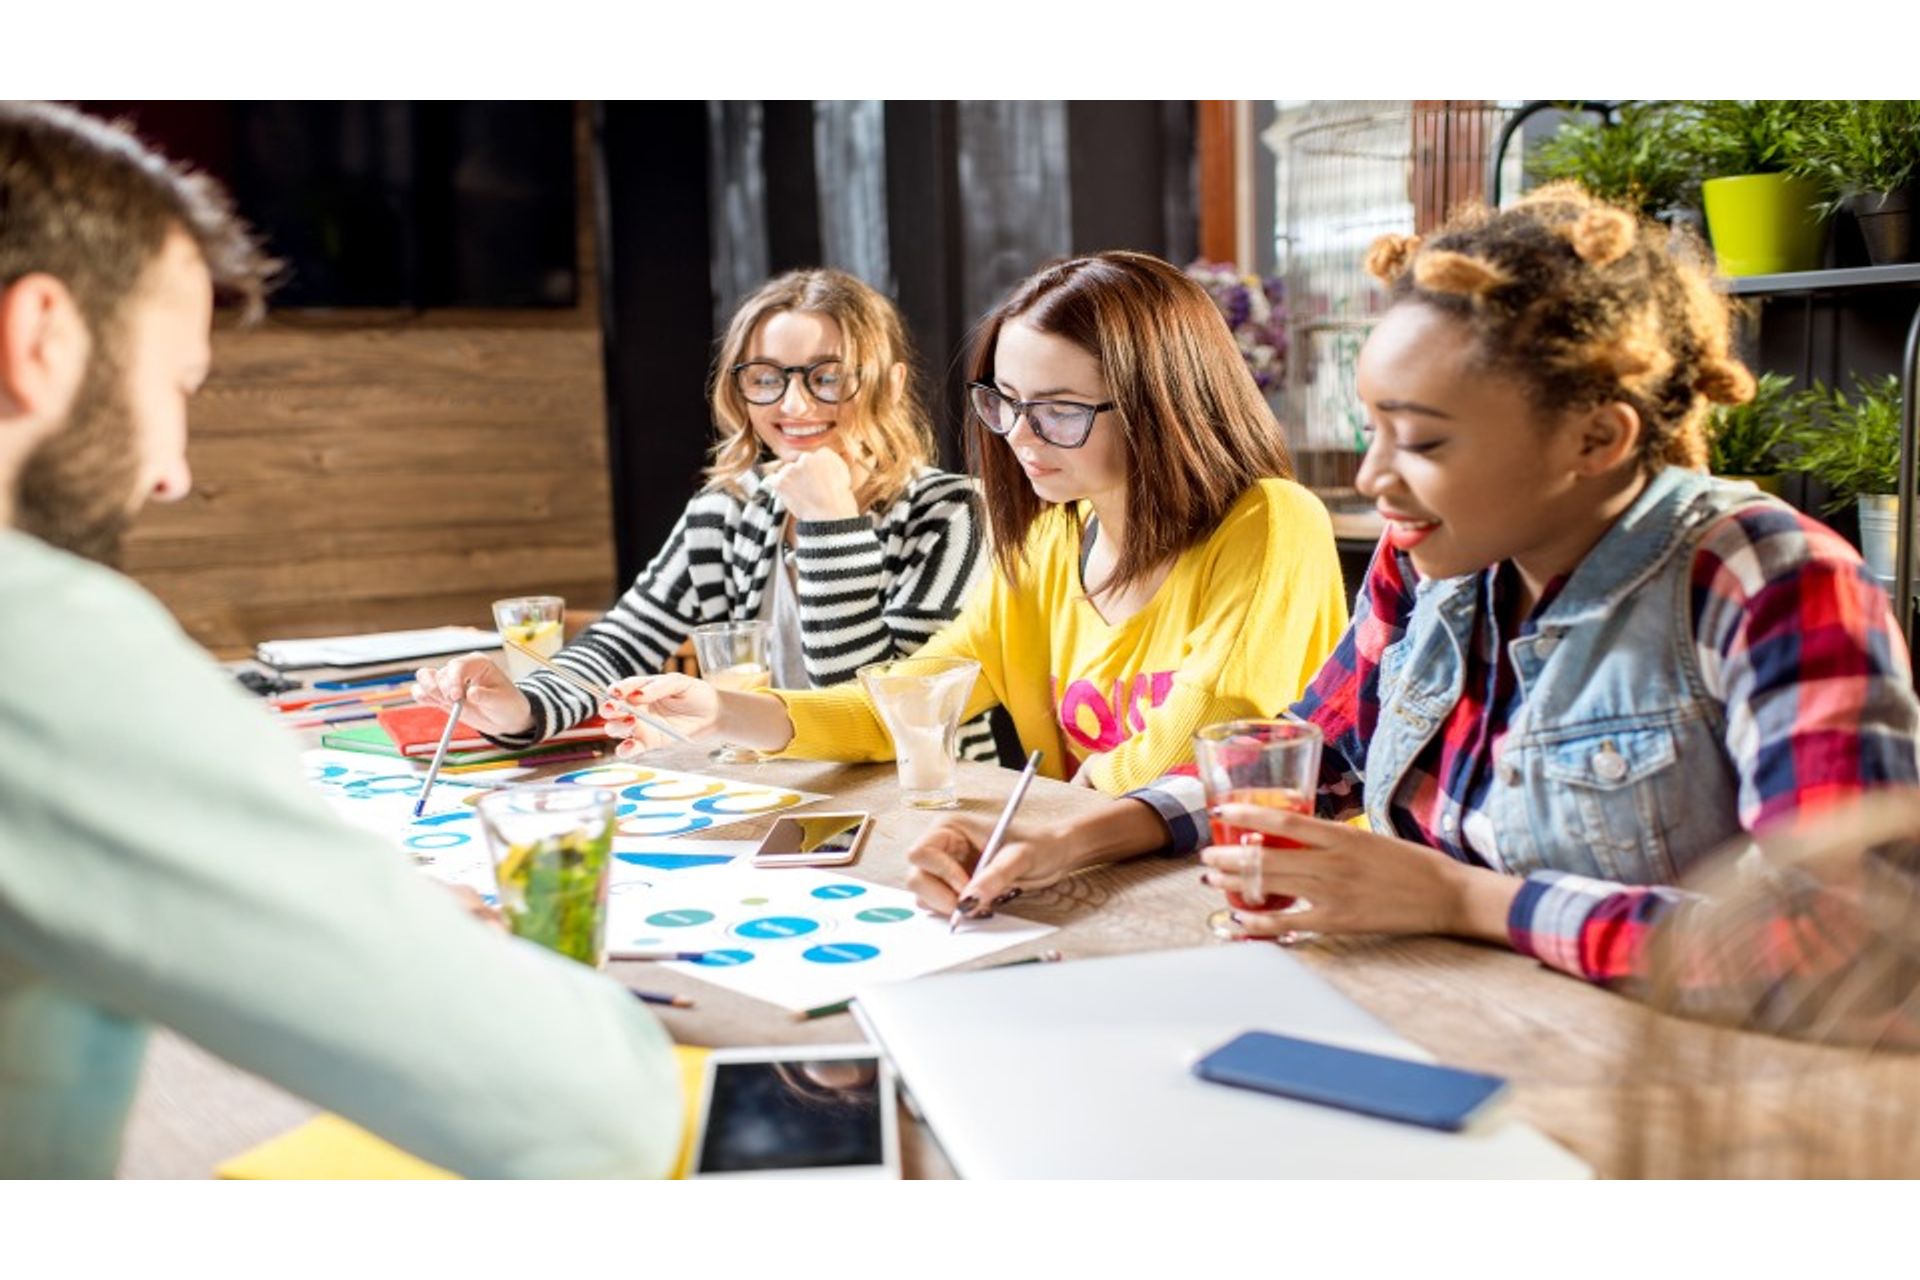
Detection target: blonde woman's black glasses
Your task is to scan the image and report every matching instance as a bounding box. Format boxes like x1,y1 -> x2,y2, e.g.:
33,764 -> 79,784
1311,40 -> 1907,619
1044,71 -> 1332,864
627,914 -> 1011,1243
732,358 -> 852,405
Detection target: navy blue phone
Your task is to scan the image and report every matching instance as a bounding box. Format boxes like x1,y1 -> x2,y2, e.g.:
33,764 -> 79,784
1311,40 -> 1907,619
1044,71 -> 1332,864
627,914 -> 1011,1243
1192,1031 -> 1508,1131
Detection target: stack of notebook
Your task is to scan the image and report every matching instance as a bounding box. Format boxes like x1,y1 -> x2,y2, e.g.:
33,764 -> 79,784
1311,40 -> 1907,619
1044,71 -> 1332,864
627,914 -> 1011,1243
319,705 -> 610,768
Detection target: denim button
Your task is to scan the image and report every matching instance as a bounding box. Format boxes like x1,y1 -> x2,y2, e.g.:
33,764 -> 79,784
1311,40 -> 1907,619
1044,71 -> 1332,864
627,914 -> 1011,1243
1535,632 -> 1560,658
1592,745 -> 1628,782
1500,762 -> 1521,786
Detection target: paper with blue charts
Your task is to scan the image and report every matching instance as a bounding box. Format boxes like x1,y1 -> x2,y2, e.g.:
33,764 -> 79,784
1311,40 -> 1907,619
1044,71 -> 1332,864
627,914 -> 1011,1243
604,862 -> 1055,1011
301,749 -> 827,900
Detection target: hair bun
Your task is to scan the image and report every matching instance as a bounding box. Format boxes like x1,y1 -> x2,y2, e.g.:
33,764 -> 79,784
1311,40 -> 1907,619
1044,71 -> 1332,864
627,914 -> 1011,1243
1695,358 -> 1756,405
1413,249 -> 1510,300
1566,206 -> 1636,267
1364,234 -> 1422,285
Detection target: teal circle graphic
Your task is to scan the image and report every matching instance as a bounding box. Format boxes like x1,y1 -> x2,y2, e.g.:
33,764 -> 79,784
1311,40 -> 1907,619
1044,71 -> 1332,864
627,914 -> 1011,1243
645,908 -> 715,928
811,884 -> 867,900
735,916 -> 820,940
695,949 -> 755,967
802,942 -> 879,964
854,906 -> 914,924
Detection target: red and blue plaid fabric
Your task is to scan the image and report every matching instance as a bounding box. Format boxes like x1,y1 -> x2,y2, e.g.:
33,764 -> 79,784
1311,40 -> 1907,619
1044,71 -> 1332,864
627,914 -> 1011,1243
1133,503 -> 1918,991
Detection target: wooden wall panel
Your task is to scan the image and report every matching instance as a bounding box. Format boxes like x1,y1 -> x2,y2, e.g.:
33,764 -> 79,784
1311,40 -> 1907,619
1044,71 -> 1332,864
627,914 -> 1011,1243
123,321 -> 615,658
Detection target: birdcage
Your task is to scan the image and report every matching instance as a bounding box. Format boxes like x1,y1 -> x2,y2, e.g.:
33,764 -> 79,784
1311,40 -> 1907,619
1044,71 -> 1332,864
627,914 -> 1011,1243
1277,102 -> 1516,521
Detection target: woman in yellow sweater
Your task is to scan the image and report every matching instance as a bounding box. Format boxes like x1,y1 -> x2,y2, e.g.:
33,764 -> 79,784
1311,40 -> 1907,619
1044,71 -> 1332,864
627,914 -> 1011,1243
606,251 -> 1348,796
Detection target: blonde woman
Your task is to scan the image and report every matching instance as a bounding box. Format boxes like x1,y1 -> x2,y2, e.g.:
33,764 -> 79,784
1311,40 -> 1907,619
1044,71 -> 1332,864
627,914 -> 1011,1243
419,268 -> 995,760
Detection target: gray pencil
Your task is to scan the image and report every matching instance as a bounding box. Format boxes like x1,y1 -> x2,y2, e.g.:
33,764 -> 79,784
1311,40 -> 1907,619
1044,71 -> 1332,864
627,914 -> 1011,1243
413,698 -> 465,817
950,749 -> 1044,933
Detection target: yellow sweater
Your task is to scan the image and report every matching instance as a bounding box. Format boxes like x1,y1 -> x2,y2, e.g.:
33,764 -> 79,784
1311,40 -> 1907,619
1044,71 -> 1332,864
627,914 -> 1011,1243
769,479 -> 1350,794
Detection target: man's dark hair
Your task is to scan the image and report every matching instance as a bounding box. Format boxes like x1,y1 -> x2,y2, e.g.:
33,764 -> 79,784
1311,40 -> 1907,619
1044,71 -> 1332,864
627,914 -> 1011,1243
0,101 -> 277,328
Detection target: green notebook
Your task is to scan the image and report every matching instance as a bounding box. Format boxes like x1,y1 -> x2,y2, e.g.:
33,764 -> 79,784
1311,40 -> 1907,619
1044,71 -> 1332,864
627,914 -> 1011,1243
319,723 -> 578,767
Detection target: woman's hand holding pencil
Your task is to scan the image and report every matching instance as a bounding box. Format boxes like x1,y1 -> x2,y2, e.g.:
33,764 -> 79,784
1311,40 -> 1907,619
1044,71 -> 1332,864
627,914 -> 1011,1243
413,652 -> 534,738
906,813 -> 1078,919
603,673 -> 794,758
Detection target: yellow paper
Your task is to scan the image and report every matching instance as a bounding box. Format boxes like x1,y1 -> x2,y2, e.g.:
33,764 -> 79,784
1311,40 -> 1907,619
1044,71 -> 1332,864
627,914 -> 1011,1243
217,1045 -> 710,1180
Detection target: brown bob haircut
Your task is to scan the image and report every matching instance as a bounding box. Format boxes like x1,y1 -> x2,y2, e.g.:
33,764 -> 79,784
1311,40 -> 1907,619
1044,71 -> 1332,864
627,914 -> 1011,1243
0,101 -> 277,331
965,250 -> 1294,593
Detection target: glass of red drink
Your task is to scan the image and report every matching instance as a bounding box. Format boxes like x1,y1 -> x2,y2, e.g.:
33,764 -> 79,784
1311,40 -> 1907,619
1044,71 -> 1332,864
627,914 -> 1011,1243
1192,719 -> 1322,941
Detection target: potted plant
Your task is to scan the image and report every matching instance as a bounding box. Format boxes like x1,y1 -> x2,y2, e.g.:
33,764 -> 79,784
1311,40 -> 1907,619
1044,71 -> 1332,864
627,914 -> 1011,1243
1789,100 -> 1920,266
1707,372 -> 1804,494
1782,374 -> 1907,580
1527,102 -> 1697,220
1683,101 -> 1825,276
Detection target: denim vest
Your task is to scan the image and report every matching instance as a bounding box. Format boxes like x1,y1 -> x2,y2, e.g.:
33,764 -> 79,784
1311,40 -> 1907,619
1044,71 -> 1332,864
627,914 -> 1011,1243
1366,468 -> 1772,885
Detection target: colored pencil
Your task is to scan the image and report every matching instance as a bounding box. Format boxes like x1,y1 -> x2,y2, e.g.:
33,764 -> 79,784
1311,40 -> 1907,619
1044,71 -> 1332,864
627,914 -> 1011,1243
794,950 -> 1064,1021
314,670 -> 417,691
950,749 -> 1044,933
609,949 -> 718,962
629,989 -> 696,1009
500,634 -> 691,744
412,698 -> 465,818
285,709 -> 385,730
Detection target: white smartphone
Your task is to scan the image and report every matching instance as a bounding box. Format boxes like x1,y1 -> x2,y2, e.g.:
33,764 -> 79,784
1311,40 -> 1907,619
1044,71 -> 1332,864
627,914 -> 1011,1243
690,1044 -> 900,1179
751,812 -> 873,867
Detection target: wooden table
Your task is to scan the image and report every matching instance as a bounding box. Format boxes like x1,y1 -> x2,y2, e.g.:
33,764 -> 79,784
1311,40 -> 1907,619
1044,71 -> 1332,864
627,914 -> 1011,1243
117,726 -> 1842,1179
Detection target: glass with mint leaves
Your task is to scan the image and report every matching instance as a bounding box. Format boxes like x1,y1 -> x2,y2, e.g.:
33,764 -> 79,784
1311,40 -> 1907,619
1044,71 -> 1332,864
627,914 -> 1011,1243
477,785 -> 617,968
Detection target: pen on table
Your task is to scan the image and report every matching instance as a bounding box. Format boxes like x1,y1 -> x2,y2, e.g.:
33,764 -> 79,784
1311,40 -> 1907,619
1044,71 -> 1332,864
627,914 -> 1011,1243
314,670 -> 417,691
795,949 -> 1065,1022
629,988 -> 696,1009
609,949 -> 718,962
412,698 -> 465,817
500,634 -> 691,745
950,748 -> 1044,934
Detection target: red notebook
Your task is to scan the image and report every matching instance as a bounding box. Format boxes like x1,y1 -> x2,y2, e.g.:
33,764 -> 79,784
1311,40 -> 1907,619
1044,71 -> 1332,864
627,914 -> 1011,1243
375,705 -> 610,757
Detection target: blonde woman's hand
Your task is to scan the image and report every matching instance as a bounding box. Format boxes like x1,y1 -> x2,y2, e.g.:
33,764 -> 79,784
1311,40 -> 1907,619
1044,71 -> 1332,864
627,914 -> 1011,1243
413,652 -> 534,738
768,449 -> 860,522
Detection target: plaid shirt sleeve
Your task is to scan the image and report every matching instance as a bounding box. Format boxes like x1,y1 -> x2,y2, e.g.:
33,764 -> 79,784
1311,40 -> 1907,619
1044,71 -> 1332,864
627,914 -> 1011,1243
1125,536 -> 1413,853
1509,506 -> 1920,987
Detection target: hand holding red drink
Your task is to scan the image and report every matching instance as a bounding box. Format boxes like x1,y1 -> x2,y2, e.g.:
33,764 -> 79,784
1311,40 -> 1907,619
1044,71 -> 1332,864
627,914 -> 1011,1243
1191,720 -> 1322,941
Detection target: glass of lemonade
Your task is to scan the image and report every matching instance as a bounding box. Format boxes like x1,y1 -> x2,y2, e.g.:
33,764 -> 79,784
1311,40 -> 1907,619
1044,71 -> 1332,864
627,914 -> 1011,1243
492,596 -> 566,680
476,785 -> 617,968
693,621 -> 773,764
1191,719 -> 1323,942
858,656 -> 981,809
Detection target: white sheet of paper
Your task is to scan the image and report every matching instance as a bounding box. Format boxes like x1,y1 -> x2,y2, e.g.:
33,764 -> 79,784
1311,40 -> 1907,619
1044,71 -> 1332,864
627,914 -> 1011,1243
258,625 -> 501,669
302,750 -> 803,899
604,862 -> 1056,1011
303,748 -> 513,895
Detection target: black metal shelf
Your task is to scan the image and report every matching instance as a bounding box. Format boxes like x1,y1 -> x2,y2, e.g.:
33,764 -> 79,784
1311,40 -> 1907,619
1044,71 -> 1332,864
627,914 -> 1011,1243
1727,263 -> 1920,297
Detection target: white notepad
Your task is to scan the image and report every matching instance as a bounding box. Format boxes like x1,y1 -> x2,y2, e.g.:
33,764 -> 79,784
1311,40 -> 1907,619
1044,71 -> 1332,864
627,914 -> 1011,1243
255,626 -> 501,669
852,944 -> 1591,1179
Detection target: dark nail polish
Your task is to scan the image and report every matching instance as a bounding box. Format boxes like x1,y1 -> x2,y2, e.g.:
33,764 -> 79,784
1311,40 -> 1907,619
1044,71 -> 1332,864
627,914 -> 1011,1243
956,896 -> 979,913
1003,887 -> 1023,901
974,910 -> 995,920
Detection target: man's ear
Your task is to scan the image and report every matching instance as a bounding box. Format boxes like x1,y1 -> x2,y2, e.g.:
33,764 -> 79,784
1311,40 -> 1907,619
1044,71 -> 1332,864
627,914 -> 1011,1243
0,274 -> 90,422
1572,401 -> 1642,476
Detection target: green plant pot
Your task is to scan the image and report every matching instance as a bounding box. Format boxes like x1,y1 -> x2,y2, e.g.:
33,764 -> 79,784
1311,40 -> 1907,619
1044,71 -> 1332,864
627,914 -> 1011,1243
1701,174 -> 1825,276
